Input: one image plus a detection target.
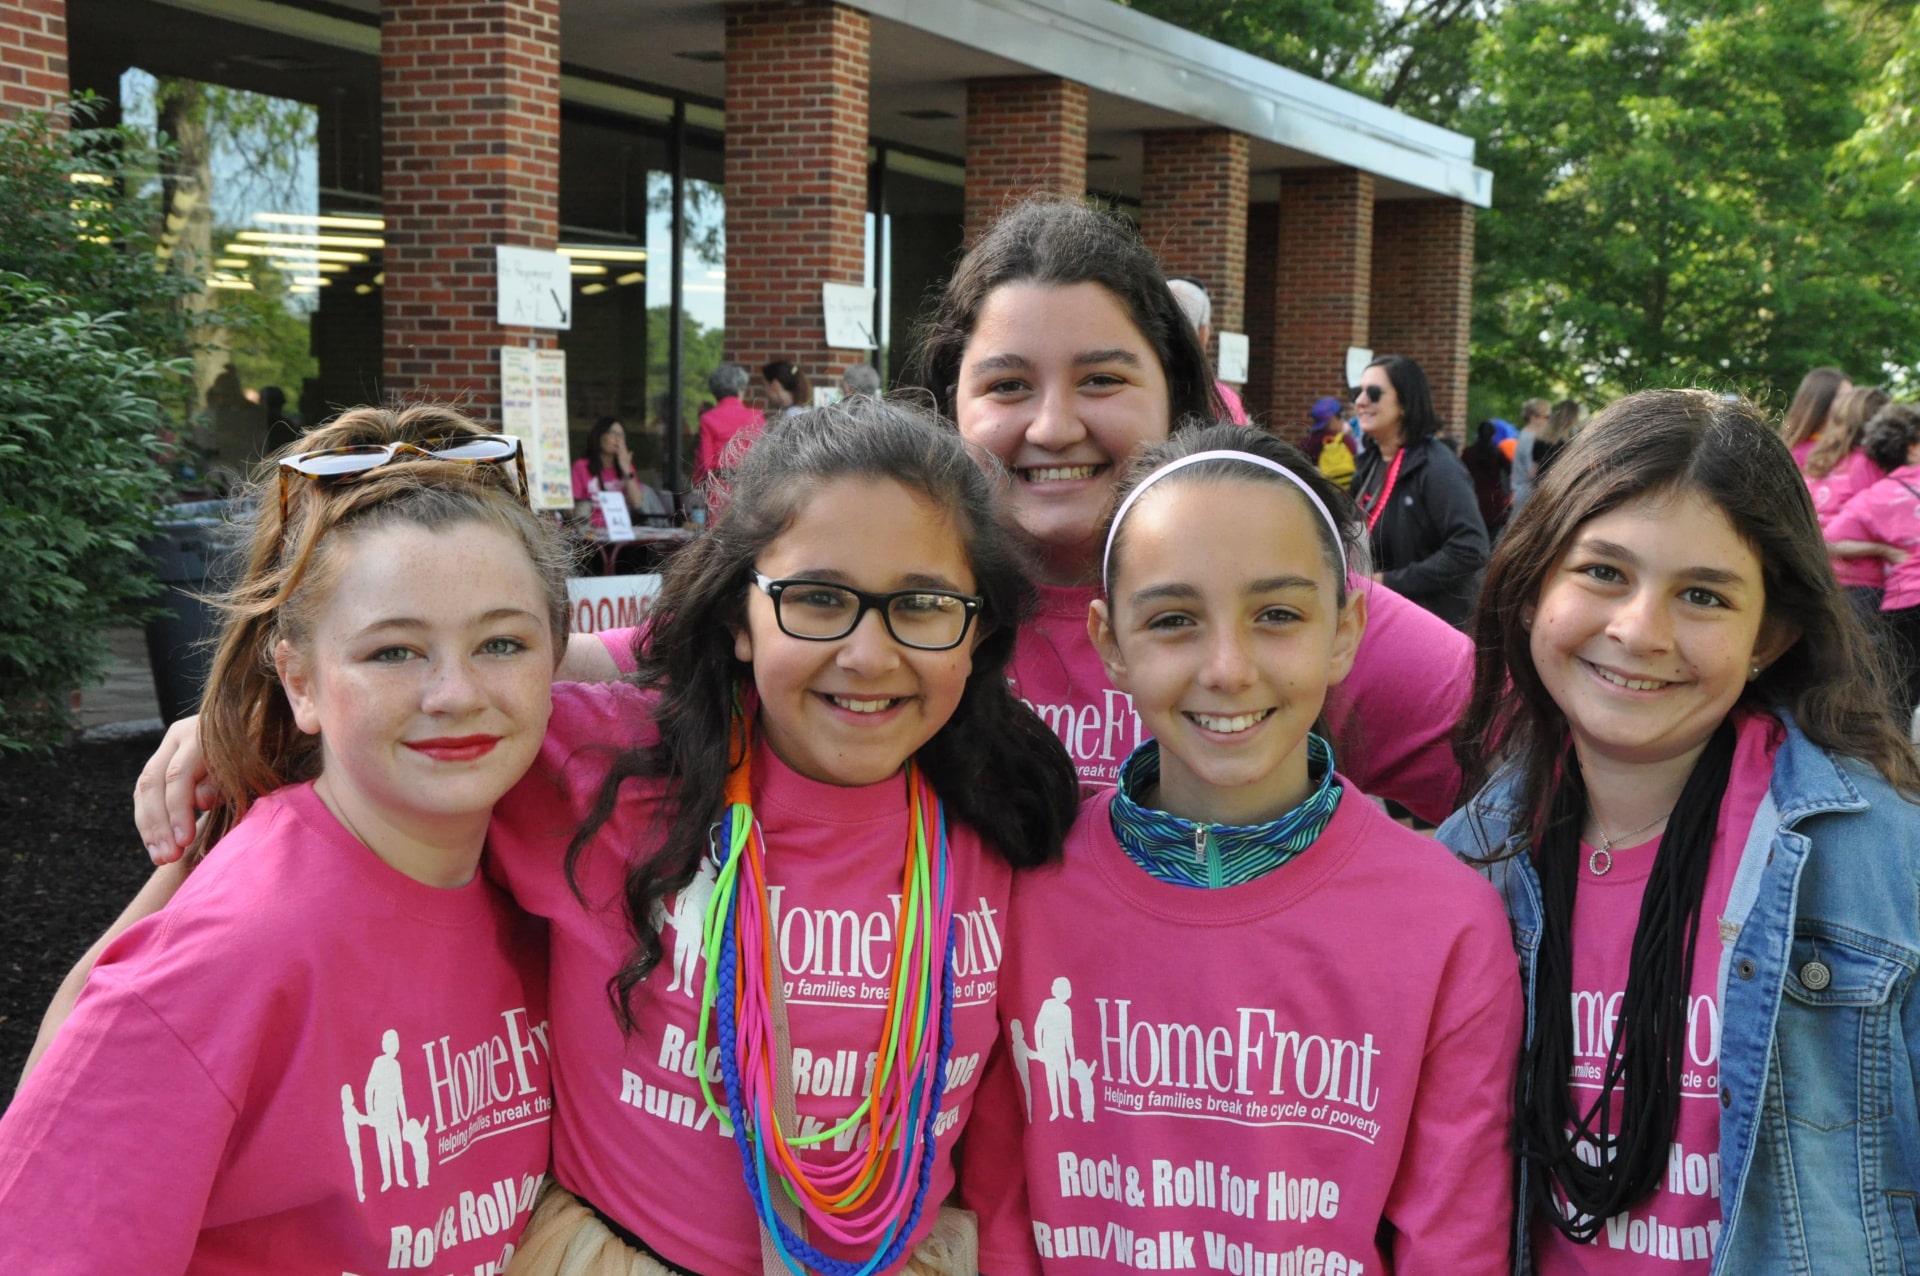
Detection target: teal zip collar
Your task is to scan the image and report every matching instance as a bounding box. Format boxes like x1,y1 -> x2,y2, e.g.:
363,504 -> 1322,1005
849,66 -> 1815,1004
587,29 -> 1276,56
1109,735 -> 1340,889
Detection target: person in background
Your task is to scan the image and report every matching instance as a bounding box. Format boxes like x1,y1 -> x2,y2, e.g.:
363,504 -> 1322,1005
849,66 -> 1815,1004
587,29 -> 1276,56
570,416 -> 649,530
1805,384 -> 1893,623
840,362 -> 882,399
1778,365 -> 1852,469
761,359 -> 812,419
1166,276 -> 1250,425
1303,394 -> 1356,490
1824,403 -> 1920,727
1489,417 -> 1520,462
1509,396 -> 1551,512
694,362 -> 764,488
1463,418 -> 1513,538
1350,353 -> 1490,628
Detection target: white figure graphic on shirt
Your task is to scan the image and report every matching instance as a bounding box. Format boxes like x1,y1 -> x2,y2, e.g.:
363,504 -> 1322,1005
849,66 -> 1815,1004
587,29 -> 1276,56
1007,1019 -> 1037,1122
364,1029 -> 412,1190
1071,1059 -> 1097,1123
340,1085 -> 369,1202
657,850 -> 720,997
403,1116 -> 431,1188
1032,976 -> 1081,1121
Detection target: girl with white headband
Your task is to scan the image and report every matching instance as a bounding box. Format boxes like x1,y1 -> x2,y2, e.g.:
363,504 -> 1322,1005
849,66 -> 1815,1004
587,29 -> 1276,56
961,424 -> 1523,1274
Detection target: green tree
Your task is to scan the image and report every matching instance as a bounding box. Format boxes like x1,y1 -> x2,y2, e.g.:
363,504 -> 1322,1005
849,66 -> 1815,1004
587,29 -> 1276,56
1464,0 -> 1920,416
0,106 -> 189,750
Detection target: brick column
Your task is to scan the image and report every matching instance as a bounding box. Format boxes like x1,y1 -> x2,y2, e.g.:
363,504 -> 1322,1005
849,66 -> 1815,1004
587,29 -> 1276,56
1371,198 -> 1476,438
380,0 -> 560,422
724,0 -> 870,391
1242,202 -> 1277,423
964,76 -> 1086,242
0,0 -> 67,124
1139,128 -> 1249,380
1270,168 -> 1372,444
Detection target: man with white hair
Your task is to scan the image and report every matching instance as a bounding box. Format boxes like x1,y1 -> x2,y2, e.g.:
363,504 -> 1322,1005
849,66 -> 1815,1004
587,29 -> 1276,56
840,362 -> 881,399
694,362 -> 764,487
1167,276 -> 1250,425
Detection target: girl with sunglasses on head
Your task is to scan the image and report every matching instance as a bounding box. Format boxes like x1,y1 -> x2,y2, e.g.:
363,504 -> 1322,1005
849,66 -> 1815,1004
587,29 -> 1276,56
0,406 -> 560,1272
963,425 -> 1522,1274
78,398 -> 1078,1274
1441,390 -> 1920,1274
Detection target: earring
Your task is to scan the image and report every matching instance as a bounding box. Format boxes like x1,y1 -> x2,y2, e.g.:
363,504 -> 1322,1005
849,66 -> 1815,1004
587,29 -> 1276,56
1748,663 -> 1761,681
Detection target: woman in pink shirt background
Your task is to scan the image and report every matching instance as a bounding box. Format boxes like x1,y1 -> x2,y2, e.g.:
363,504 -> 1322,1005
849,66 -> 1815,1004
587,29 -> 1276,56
1777,365 -> 1850,470
1825,402 -> 1920,727
1802,384 -> 1891,617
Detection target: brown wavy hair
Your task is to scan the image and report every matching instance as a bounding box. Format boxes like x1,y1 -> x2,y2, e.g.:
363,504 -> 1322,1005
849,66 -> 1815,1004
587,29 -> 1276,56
1803,384 -> 1891,479
1777,366 -> 1849,450
1455,389 -> 1919,847
190,404 -> 572,858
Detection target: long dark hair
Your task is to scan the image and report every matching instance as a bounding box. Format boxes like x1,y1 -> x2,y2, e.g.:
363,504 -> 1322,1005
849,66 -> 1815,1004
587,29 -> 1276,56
904,196 -> 1221,428
568,396 -> 1080,1028
584,416 -> 624,471
1365,354 -> 1443,443
1456,388 -> 1920,842
1778,365 -> 1849,450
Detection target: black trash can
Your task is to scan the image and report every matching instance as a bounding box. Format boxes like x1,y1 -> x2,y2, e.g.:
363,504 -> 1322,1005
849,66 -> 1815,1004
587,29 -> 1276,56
141,500 -> 245,724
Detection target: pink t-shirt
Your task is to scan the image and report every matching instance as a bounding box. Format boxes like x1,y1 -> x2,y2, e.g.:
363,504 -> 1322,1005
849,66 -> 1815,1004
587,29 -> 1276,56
1534,712 -> 1784,1274
1215,381 -> 1250,427
696,396 -> 766,487
1003,579 -> 1471,821
1806,450 -> 1887,589
962,784 -> 1523,1276
486,681 -> 1011,1275
1825,464 -> 1920,610
0,783 -> 552,1274
1790,437 -> 1819,470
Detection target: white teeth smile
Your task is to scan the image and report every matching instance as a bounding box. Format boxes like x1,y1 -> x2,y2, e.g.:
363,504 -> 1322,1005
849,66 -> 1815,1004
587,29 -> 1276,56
1592,665 -> 1668,692
829,696 -> 901,714
1189,710 -> 1273,734
1021,465 -> 1099,482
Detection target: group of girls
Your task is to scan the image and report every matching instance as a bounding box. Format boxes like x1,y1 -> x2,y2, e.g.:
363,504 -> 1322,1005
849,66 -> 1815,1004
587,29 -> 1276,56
3,197 -> 1918,1276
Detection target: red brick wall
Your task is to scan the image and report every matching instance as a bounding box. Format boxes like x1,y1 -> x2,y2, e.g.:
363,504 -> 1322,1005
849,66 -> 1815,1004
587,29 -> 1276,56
1270,168 -> 1372,444
379,0 -> 560,424
1371,198 -> 1475,438
1242,202 -> 1277,424
724,0 -> 870,391
0,0 -> 67,124
1139,128 -> 1248,378
964,76 -> 1086,242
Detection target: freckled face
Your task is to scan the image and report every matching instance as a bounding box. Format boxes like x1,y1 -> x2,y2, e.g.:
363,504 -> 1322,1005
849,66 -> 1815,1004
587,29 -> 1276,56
279,521 -> 555,869
1091,478 -> 1364,826
1529,491 -> 1793,773
954,282 -> 1172,583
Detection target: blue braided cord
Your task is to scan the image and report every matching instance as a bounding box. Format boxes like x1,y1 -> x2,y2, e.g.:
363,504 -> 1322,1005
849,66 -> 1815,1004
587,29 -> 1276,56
710,806 -> 959,1276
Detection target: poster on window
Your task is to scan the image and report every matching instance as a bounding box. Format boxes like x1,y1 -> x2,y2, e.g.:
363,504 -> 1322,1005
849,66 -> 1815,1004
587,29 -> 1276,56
500,346 -> 572,510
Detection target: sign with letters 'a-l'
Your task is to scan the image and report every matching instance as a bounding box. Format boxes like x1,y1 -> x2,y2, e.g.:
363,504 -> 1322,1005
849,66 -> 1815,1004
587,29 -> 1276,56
496,246 -> 572,330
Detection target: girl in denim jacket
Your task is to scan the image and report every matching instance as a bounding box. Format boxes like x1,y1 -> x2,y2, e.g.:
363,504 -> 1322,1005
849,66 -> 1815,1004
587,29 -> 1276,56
1439,389 -> 1920,1275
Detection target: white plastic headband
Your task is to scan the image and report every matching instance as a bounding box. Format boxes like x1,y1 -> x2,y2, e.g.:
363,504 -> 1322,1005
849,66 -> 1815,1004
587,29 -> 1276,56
1101,448 -> 1348,592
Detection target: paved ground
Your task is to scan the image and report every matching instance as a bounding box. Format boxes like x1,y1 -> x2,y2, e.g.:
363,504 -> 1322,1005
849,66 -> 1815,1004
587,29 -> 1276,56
78,627 -> 164,734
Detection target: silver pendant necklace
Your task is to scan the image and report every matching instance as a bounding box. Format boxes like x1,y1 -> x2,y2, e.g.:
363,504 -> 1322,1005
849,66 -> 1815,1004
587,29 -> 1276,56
1588,808 -> 1673,877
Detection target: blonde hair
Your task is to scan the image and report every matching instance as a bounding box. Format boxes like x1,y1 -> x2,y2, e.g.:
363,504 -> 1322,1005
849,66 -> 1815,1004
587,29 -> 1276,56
1537,399 -> 1581,445
1803,384 -> 1891,479
190,405 -> 572,858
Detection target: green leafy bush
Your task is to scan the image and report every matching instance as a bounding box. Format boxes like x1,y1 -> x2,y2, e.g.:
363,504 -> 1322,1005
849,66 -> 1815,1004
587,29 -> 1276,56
0,105 -> 191,750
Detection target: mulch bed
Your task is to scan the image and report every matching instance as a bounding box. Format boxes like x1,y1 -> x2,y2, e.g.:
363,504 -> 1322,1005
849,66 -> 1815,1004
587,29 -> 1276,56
0,733 -> 159,1087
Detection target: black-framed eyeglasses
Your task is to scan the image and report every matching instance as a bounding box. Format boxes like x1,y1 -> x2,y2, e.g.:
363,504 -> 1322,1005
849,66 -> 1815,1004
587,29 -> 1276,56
278,435 -> 529,523
1355,384 -> 1385,404
751,572 -> 983,651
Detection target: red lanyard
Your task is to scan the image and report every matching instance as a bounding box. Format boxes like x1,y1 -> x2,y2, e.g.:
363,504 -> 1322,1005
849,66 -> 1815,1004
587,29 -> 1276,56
1361,447 -> 1406,532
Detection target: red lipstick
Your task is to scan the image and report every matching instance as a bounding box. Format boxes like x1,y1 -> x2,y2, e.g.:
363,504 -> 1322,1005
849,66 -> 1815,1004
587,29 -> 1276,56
404,735 -> 501,762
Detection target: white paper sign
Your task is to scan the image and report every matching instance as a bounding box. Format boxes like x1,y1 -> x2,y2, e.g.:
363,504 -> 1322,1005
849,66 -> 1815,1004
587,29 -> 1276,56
496,246 -> 573,330
1345,346 -> 1374,390
566,573 -> 662,635
821,282 -> 878,349
499,346 -> 573,510
813,386 -> 842,408
596,490 -> 635,542
1216,331 -> 1250,384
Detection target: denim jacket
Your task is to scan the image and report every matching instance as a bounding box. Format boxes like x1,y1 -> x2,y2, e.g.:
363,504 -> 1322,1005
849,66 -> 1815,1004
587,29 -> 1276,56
1437,715 -> 1920,1274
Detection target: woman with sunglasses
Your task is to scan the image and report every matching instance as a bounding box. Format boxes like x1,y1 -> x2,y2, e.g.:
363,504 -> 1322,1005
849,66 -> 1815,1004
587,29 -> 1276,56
1351,354 -> 1491,628
0,406 -> 562,1271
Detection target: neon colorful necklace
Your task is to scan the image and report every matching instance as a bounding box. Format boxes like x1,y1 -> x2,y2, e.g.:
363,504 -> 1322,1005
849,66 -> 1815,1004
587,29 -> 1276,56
694,711 -> 957,1276
1359,444 -> 1407,532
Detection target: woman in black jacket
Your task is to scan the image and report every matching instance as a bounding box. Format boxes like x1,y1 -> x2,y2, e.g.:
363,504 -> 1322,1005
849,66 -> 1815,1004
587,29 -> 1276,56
1350,354 -> 1489,627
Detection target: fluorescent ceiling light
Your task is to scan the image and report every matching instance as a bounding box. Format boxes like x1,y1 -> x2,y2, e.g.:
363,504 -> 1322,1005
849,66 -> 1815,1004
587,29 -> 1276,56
559,246 -> 647,262
254,212 -> 384,231
235,230 -> 385,249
